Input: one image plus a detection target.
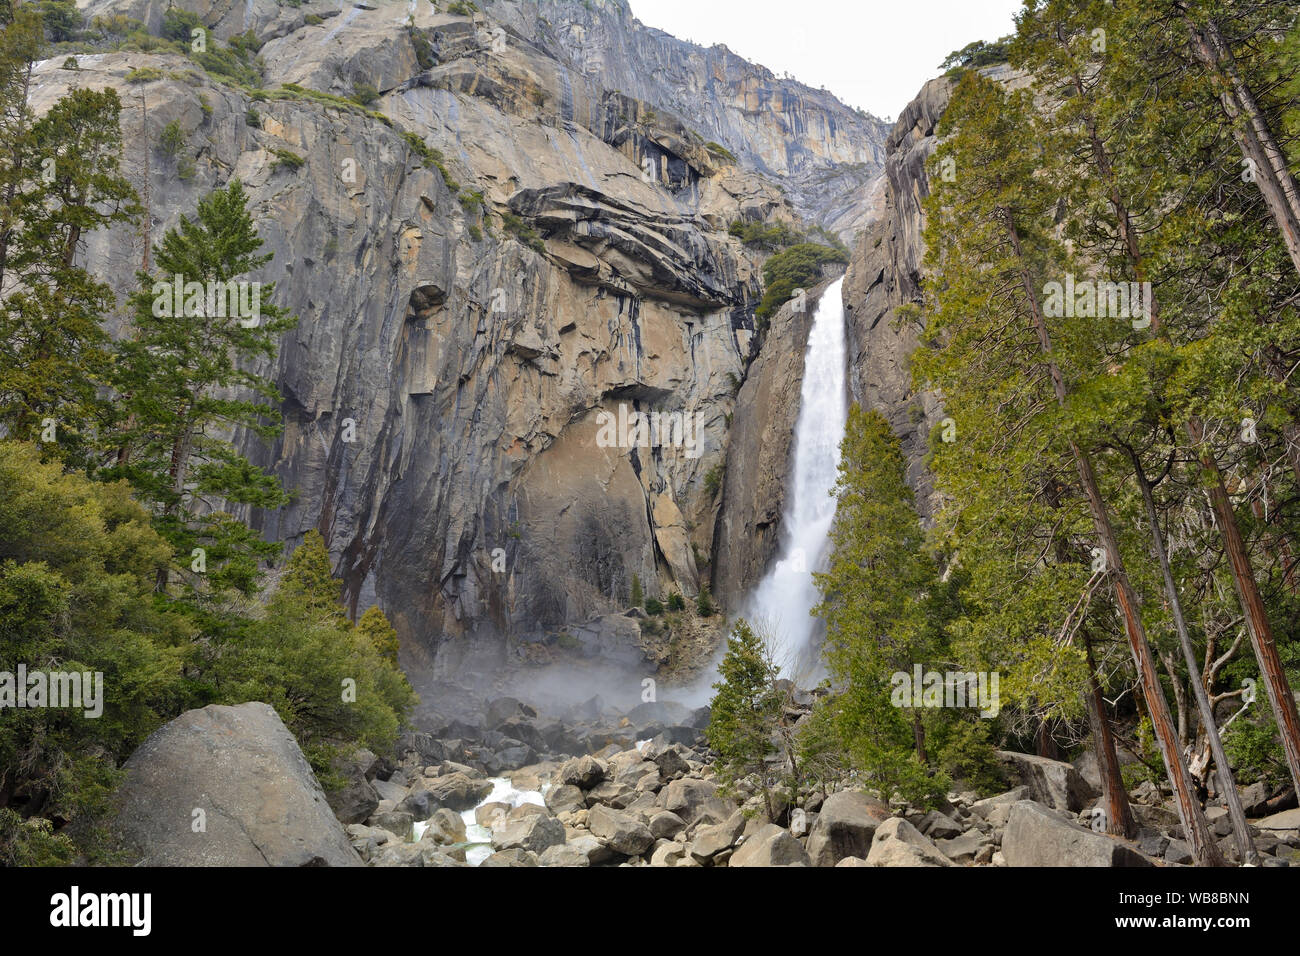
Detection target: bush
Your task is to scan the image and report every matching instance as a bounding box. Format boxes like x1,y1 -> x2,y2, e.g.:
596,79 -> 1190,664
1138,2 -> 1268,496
755,242 -> 848,327
271,147 -> 305,171
158,120 -> 186,160
161,8 -> 204,44
667,592 -> 686,612
695,583 -> 716,617
644,597 -> 664,616
350,82 -> 380,107
501,210 -> 545,252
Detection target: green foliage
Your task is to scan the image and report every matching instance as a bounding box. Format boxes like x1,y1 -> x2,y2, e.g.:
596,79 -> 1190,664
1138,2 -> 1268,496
160,7 -> 203,44
125,65 -> 163,83
727,218 -> 803,251
940,38 -> 1010,72
666,592 -> 686,612
630,573 -> 643,608
158,119 -> 186,159
350,82 -> 379,107
704,463 -> 724,498
695,583 -> 716,617
500,210 -> 545,252
104,180 -> 296,597
813,405 -> 955,806
0,441 -> 191,861
447,0 -> 477,14
270,147 -> 305,171
707,619 -> 784,809
0,31 -> 140,466
644,596 -> 664,616
357,606 -> 400,664
704,141 -> 737,163
755,242 -> 847,326
273,530 -> 347,626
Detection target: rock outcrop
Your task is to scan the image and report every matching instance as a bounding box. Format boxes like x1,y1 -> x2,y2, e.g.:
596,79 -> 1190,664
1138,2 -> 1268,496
113,702 -> 362,866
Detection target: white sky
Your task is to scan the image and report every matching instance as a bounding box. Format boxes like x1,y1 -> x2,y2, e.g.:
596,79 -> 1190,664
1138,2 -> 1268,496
628,0 -> 1025,120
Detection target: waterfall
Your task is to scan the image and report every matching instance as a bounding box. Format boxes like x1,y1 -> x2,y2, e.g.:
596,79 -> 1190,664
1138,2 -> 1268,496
744,277 -> 849,679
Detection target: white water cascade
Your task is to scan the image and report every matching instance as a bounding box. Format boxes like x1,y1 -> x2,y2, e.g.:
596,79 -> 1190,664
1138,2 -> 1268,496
743,276 -> 849,679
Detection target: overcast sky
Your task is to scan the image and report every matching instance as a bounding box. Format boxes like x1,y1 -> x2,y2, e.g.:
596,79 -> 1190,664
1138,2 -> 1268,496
628,0 -> 1025,120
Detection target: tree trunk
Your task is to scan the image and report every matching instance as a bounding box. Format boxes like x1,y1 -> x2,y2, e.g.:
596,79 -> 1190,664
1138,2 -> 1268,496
1131,450 -> 1259,864
1082,630 -> 1139,839
1181,9 -> 1300,274
1006,216 -> 1225,865
1189,421 -> 1300,798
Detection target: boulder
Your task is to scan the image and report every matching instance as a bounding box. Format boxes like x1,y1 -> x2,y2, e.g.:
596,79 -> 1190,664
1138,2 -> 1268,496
492,813 -> 566,854
865,817 -> 955,867
918,810 -> 964,840
934,829 -> 991,863
690,810 -> 746,863
326,749 -> 382,824
662,778 -> 732,826
1256,808 -> 1300,838
806,790 -> 891,867
730,823 -> 810,867
587,804 -> 655,856
480,849 -> 539,867
556,754 -> 607,790
545,784 -> 587,815
539,843 -> 592,866
420,808 -> 467,846
997,751 -> 1096,812
649,810 -> 687,841
425,771 -> 494,811
1003,801 -> 1152,867
112,702 -> 361,866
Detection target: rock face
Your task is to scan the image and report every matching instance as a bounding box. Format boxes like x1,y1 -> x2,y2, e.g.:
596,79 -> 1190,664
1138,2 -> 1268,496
710,277 -> 840,606
840,76 -> 953,518
113,702 -> 361,866
34,0 -> 885,684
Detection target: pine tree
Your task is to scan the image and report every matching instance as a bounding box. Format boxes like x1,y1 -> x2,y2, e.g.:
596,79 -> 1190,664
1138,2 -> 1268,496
106,180 -> 296,594
357,605 -> 400,664
707,618 -> 783,815
272,530 -> 347,627
0,11 -> 138,462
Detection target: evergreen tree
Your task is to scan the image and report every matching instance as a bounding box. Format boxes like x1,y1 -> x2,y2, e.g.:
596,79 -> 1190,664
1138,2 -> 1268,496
357,605 -> 400,664
707,618 -> 783,816
106,180 -> 296,595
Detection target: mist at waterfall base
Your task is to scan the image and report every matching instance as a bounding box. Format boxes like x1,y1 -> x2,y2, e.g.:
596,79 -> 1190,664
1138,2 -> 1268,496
742,277 -> 849,683
409,279 -> 849,719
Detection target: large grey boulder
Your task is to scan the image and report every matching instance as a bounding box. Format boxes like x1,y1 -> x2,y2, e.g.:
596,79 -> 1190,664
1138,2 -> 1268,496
730,824 -> 810,867
1003,801 -> 1153,867
424,772 -> 494,811
865,817 -> 955,867
807,790 -> 892,867
492,812 -> 566,854
587,804 -> 655,856
661,778 -> 732,826
556,755 -> 607,790
113,702 -> 361,866
997,752 -> 1097,812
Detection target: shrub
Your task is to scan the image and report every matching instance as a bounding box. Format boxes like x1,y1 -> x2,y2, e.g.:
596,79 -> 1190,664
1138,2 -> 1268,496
755,242 -> 848,326
695,583 -> 716,617
645,597 -> 664,616
667,592 -> 686,612
271,147 -> 305,171
501,211 -> 545,252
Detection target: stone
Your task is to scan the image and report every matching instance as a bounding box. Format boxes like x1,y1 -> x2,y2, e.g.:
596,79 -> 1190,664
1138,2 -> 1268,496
425,772 -> 494,811
556,755 -> 606,790
587,804 -> 655,856
1256,808 -> 1300,838
649,811 -> 687,841
935,829 -> 991,863
806,790 -> 891,867
662,778 -> 733,826
1003,801 -> 1152,867
539,843 -> 592,867
865,817 -> 955,867
730,824 -> 811,867
492,812 -> 566,854
421,808 -> 466,846
326,749 -> 382,825
690,810 -> 746,863
545,784 -> 587,815
112,703 -> 361,866
997,751 -> 1097,812
480,849 -> 539,867
918,810 -> 964,840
